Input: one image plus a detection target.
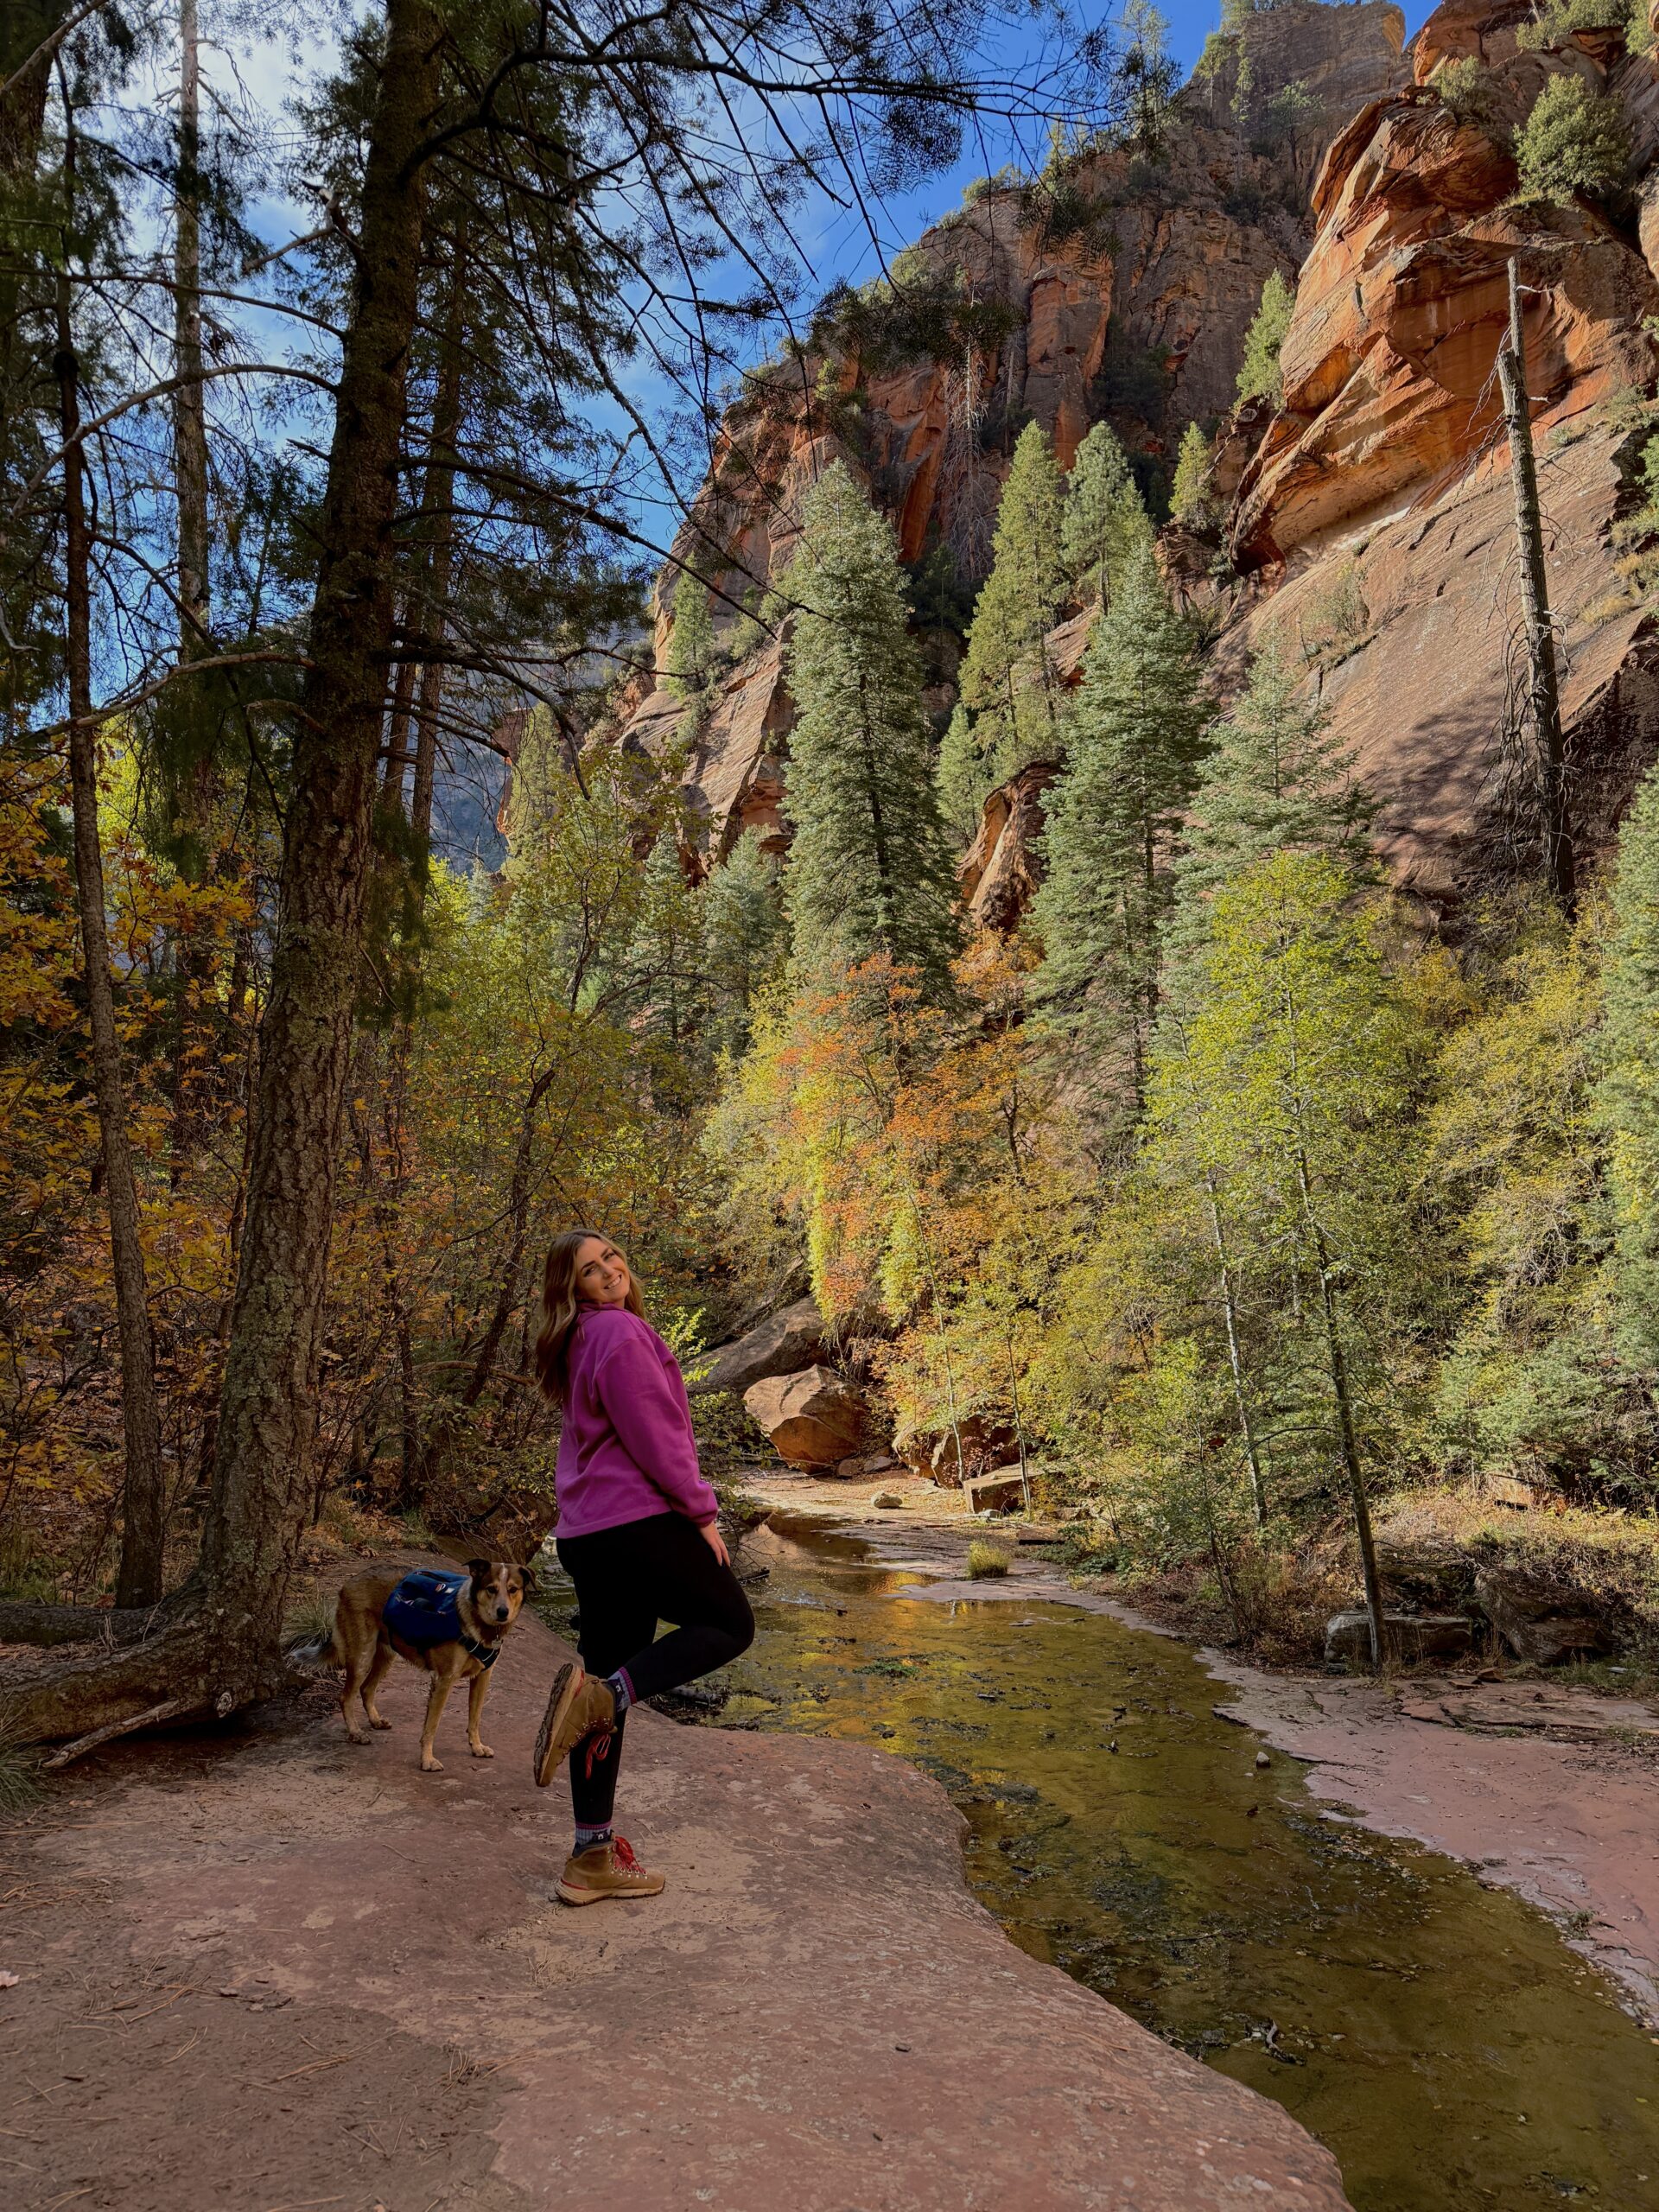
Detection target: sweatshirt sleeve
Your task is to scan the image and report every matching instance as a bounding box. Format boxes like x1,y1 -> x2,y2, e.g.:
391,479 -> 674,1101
592,1321 -> 719,1522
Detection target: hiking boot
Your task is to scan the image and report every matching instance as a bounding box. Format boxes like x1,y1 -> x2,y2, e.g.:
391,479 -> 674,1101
534,1662 -> 616,1788
556,1835 -> 664,1906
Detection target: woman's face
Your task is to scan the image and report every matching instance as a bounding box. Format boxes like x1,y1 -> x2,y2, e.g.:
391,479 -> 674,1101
573,1236 -> 632,1309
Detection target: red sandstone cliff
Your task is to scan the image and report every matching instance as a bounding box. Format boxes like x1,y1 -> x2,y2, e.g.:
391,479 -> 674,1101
1219,3 -> 1659,906
601,0 -> 1659,918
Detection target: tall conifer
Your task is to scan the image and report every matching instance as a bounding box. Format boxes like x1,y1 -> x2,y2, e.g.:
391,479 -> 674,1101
704,826 -> 786,1054
938,421 -> 1068,841
1173,639 -> 1371,931
1060,420 -> 1151,605
1032,544 -> 1209,1111
782,462 -> 959,995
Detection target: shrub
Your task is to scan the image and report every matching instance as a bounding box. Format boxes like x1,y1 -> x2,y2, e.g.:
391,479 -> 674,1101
1516,0 -> 1639,50
965,1540 -> 1012,1579
1433,56 -> 1507,137
1513,73 -> 1630,203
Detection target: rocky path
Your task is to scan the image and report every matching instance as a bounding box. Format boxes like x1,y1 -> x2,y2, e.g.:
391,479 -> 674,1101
0,1586 -> 1351,2212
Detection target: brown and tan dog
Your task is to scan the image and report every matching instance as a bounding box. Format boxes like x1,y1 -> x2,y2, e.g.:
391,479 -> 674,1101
313,1560 -> 534,1773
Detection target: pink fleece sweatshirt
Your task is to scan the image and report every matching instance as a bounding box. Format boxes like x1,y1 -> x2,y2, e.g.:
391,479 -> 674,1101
553,1306 -> 719,1538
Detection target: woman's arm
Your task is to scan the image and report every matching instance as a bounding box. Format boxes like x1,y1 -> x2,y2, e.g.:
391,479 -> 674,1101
593,1327 -> 721,1522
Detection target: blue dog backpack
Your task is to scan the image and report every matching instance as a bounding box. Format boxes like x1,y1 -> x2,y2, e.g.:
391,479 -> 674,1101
382,1568 -> 499,1668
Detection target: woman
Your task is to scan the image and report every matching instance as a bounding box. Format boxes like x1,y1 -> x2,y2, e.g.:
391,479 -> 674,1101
532,1226 -> 754,1904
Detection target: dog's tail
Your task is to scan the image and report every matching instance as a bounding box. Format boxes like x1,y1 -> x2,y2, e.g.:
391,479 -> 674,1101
286,1601 -> 343,1669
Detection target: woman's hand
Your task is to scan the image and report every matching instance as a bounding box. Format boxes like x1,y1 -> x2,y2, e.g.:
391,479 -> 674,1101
697,1518 -> 731,1568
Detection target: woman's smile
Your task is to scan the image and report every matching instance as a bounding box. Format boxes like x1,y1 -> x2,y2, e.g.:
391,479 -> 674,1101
575,1236 -> 632,1307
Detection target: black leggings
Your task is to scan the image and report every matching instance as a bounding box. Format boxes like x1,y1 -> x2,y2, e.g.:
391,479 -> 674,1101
555,1510 -> 755,1827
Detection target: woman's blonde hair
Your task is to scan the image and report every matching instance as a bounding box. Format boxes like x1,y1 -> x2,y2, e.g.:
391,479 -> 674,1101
533,1226 -> 645,1404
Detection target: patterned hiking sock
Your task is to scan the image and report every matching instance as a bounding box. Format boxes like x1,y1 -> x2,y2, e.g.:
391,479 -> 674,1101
604,1666 -> 636,1718
574,1821 -> 613,1855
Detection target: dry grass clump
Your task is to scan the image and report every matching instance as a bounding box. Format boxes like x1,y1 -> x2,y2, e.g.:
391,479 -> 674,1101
0,1733 -> 42,1815
282,1586 -> 340,1655
965,1541 -> 1011,1580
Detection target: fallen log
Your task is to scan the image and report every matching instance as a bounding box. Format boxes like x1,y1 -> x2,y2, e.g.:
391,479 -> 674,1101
0,1600 -> 164,1648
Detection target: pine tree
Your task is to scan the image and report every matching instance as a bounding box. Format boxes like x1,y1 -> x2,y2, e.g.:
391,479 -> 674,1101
1060,420 -> 1151,606
1170,421 -> 1217,530
1599,765 -> 1659,1363
942,421 -> 1069,841
631,824 -> 708,1057
704,826 -> 786,1054
1236,269 -> 1294,405
664,573 -> 721,734
782,461 -> 960,995
1173,638 -> 1371,929
1147,849 -> 1423,1664
1032,543 -> 1210,1113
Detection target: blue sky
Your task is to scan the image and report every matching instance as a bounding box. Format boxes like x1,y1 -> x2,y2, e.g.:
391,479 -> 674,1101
181,0 -> 1440,569
804,0 -> 1435,305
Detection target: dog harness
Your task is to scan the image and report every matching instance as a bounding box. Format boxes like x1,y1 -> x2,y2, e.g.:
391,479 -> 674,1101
382,1569 -> 500,1669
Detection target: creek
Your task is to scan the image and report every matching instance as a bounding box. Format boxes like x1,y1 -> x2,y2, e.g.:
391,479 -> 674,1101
541,1508 -> 1659,2210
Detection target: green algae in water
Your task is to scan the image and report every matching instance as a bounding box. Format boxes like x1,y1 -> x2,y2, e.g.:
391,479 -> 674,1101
713,1517 -> 1659,2212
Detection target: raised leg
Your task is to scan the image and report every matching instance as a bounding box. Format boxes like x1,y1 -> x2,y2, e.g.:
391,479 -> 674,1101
467,1669 -> 493,1758
419,1674 -> 454,1772
361,1642 -> 395,1731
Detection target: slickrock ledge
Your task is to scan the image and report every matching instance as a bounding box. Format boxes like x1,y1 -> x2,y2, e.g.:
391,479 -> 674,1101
3,1603 -> 1353,2211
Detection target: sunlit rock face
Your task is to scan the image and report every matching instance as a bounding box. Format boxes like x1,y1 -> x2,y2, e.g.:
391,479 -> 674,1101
594,3 -> 1412,868
585,0 -> 1659,924
1211,0 -> 1659,913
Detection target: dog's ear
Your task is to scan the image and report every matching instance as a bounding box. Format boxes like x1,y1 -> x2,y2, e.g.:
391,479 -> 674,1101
518,1563 -> 538,1594
466,1557 -> 492,1584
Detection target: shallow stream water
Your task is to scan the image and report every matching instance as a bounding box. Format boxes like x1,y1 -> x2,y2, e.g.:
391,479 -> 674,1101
542,1510 -> 1659,2210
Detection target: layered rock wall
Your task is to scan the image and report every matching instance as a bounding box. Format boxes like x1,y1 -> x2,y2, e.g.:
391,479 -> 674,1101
596,0 -> 1659,914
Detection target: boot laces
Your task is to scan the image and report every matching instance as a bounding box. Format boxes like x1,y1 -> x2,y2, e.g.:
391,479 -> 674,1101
611,1836 -> 639,1871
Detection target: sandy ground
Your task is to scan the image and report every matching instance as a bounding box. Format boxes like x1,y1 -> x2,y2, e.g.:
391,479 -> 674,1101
749,1471 -> 1659,2028
0,1571 -> 1352,2212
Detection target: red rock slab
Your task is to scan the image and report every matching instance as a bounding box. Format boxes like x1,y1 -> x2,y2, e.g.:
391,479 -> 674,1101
35,1604 -> 1354,2212
1205,1656 -> 1659,2026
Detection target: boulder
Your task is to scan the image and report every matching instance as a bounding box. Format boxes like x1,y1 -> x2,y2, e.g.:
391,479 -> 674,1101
1474,1567 -> 1614,1665
896,1414 -> 1018,1488
870,1490 -> 906,1510
743,1365 -> 866,1467
964,1465 -> 1031,1516
691,1295 -> 825,1397
1325,1611 -> 1477,1664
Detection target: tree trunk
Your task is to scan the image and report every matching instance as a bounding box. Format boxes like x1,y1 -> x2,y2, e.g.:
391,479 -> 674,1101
462,1064 -> 558,1405
1203,1177 -> 1268,1529
55,190 -> 168,1611
1498,257 -> 1575,914
174,0 -> 208,655
194,0 -> 442,1652
4,0 -> 443,1745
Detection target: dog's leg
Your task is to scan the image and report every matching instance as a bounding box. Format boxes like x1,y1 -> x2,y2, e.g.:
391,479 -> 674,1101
419,1673 -> 453,1773
361,1640 -> 395,1731
339,1637 -> 372,1745
466,1669 -> 493,1759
